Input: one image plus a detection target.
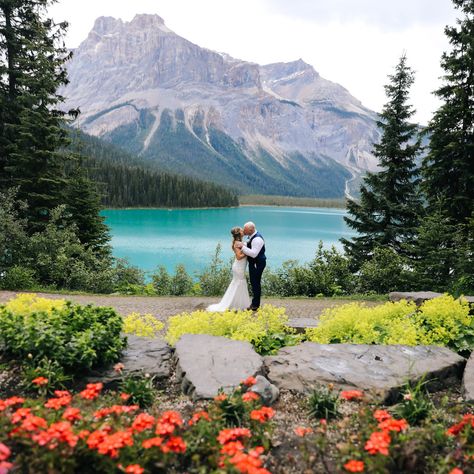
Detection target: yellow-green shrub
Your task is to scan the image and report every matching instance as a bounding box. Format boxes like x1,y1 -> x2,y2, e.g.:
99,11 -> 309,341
4,293 -> 65,316
123,312 -> 164,338
165,304 -> 292,354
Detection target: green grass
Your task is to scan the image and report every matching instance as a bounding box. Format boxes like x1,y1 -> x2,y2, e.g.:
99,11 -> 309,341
239,194 -> 347,208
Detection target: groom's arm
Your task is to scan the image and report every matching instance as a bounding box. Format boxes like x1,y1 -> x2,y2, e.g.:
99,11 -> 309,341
240,237 -> 264,258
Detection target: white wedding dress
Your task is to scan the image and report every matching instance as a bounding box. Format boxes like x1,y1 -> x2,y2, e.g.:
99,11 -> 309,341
207,257 -> 251,312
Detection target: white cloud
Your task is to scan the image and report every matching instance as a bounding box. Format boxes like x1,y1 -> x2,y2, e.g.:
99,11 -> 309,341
48,0 -> 460,124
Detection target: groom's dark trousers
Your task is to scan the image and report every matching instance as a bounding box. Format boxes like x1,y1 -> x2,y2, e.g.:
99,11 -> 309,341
249,260 -> 266,309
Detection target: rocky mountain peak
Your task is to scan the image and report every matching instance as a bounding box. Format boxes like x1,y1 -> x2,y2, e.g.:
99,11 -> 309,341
91,16 -> 123,35
130,13 -> 166,28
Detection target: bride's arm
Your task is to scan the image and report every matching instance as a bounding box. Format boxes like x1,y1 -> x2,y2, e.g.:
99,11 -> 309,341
233,243 -> 246,260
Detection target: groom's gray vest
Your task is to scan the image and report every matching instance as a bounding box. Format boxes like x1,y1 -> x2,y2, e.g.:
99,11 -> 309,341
247,232 -> 266,265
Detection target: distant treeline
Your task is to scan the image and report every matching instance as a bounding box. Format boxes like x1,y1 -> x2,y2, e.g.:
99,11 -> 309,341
68,129 -> 239,208
239,194 -> 347,208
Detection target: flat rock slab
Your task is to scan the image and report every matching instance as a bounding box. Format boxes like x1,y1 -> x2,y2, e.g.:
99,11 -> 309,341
462,352 -> 474,401
288,318 -> 318,334
390,291 -> 474,306
87,335 -> 172,387
175,334 -> 264,400
264,342 -> 465,403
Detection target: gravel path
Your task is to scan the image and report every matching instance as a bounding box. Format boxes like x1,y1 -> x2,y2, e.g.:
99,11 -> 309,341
0,291 -> 382,322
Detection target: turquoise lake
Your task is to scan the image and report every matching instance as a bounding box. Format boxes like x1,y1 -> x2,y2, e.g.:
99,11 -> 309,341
102,206 -> 356,275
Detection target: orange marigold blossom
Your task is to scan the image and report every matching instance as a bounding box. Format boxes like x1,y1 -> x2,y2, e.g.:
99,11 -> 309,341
62,407 -> 82,422
344,460 -> 365,472
373,410 -> 391,423
0,443 -> 10,462
228,447 -> 268,474
45,396 -> 71,410
218,428 -> 252,445
220,440 -> 245,456
242,376 -> 257,387
31,377 -> 48,386
161,436 -> 186,454
449,469 -> 463,474
94,405 -> 139,420
20,414 -> 48,432
155,421 -> 176,436
0,397 -> 25,412
250,407 -> 275,423
188,410 -> 211,426
78,430 -> 90,440
131,413 -> 155,433
124,464 -> 144,474
378,418 -> 409,432
95,430 -> 134,458
294,426 -> 313,437
79,383 -> 103,400
120,393 -> 131,401
158,410 -> 183,426
340,390 -> 364,401
32,421 -> 78,449
364,431 -> 391,456
242,392 -> 260,402
214,393 -> 227,401
11,407 -> 32,424
142,437 -> 164,449
446,414 -> 474,436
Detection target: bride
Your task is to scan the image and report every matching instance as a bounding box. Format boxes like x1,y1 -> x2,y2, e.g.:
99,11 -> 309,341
206,226 -> 251,312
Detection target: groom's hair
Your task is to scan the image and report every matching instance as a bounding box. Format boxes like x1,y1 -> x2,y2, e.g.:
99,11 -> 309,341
244,221 -> 256,232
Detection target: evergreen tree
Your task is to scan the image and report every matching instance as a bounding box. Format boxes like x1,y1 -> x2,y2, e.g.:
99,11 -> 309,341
422,0 -> 474,226
341,55 -> 423,268
0,0 -> 71,230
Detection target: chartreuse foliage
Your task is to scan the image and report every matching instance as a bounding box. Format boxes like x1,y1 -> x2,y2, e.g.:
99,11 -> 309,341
166,305 -> 301,355
123,312 -> 164,338
0,294 -> 126,373
306,295 -> 472,352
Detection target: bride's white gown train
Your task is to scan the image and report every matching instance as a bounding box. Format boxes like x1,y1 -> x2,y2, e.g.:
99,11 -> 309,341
206,257 -> 251,312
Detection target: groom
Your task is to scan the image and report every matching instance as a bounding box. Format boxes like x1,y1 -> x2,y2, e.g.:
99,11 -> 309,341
236,221 -> 266,311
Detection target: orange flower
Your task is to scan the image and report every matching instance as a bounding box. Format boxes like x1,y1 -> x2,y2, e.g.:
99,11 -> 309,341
31,377 -> 48,386
79,383 -> 103,400
449,469 -> 463,474
217,428 -> 252,445
158,411 -> 183,427
0,443 -> 11,462
344,460 -> 365,472
220,440 -> 245,455
228,447 -> 269,473
373,409 -> 391,422
242,392 -> 260,402
131,413 -> 155,433
214,393 -> 227,401
340,390 -> 364,401
188,410 -> 211,426
242,376 -> 257,387
155,422 -> 175,436
113,363 -> 125,373
250,406 -> 275,423
120,393 -> 131,401
161,436 -> 186,453
446,414 -> 474,436
78,430 -> 90,440
142,437 -> 164,449
124,464 -> 144,474
364,431 -> 391,456
96,430 -> 134,458
45,391 -> 72,410
11,407 -> 32,424
62,407 -> 82,422
32,421 -> 79,449
378,418 -> 409,433
0,397 -> 24,412
294,426 -> 313,437
0,461 -> 13,472
20,415 -> 48,432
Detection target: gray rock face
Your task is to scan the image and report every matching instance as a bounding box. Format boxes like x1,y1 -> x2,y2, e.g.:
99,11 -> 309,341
462,352 -> 474,401
390,291 -> 474,306
174,334 -> 264,400
264,342 -> 465,403
250,375 -> 280,405
60,14 -> 382,198
87,335 -> 172,387
288,318 -> 319,334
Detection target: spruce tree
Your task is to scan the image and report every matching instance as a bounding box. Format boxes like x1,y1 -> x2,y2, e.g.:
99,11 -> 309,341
422,0 -> 474,226
341,55 -> 423,268
0,0 -> 71,230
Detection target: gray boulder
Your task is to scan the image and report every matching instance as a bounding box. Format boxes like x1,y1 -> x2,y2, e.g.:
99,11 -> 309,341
249,375 -> 280,405
389,291 -> 474,306
462,352 -> 474,401
87,335 -> 172,387
287,318 -> 319,334
174,334 -> 264,400
264,342 -> 465,403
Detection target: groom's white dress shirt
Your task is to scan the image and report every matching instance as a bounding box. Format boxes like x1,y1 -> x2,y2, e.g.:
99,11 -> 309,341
241,231 -> 264,258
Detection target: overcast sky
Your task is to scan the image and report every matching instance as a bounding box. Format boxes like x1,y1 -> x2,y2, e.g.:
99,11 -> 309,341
49,0 -> 460,125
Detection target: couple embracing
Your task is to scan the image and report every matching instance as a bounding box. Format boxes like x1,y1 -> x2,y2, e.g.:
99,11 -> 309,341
207,221 -> 266,312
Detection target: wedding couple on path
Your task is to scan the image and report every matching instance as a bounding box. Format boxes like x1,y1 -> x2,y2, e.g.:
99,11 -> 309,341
207,222 -> 266,312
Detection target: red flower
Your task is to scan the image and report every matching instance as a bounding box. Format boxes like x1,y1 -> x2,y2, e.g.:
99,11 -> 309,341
131,413 -> 155,433
344,460 -> 365,472
79,383 -> 103,400
95,430 -> 134,458
158,411 -> 183,427
11,407 -> 32,424
45,392 -> 72,410
446,414 -> 474,436
227,446 -> 269,473
220,440 -> 245,455
31,377 -> 48,386
242,376 -> 257,387
120,393 -> 130,401
218,428 -> 252,445
242,392 -> 260,402
32,421 -> 79,449
0,397 -> 24,412
142,437 -> 164,449
294,426 -> 313,437
250,406 -> 275,423
373,409 -> 391,422
124,464 -> 144,474
62,407 -> 82,422
20,415 -> 48,432
340,390 -> 364,401
0,444 -> 11,462
0,461 -> 13,473
188,410 -> 211,426
364,431 -> 391,456
378,418 -> 409,432
161,436 -> 186,453
155,422 -> 176,436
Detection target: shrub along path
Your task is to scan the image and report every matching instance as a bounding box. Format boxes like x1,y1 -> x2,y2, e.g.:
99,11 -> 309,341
0,291 -> 382,323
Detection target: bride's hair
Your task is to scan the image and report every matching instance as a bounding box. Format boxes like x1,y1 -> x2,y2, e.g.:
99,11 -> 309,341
231,226 -> 242,247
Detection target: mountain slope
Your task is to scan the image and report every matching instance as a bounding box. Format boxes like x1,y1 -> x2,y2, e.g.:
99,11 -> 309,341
61,14 -> 381,197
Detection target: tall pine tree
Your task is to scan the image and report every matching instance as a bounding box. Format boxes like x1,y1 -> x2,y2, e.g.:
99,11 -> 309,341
422,0 -> 474,226
341,55 -> 423,268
